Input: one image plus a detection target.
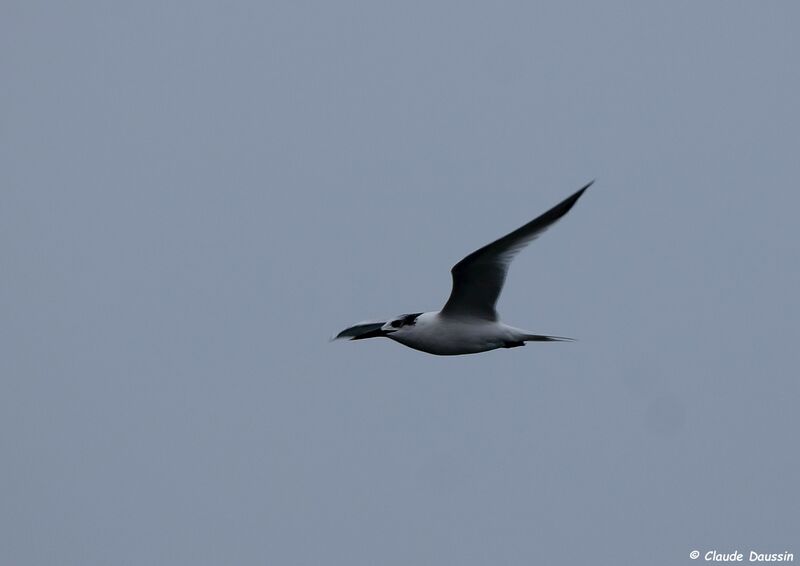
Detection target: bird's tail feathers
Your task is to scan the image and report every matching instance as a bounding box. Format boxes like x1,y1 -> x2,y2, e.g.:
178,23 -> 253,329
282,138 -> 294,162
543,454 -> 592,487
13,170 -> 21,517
522,334 -> 575,342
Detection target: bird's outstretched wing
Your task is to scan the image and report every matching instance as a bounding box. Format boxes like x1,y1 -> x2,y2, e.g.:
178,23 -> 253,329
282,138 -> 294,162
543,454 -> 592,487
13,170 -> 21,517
332,321 -> 388,341
440,181 -> 593,321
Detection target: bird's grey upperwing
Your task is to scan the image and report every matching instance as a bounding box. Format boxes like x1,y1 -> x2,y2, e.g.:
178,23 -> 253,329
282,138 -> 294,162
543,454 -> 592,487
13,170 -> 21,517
332,321 -> 388,341
440,181 -> 593,321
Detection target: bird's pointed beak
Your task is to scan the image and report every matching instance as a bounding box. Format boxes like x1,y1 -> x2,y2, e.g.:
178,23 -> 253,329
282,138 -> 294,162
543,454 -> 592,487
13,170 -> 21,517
350,327 -> 391,340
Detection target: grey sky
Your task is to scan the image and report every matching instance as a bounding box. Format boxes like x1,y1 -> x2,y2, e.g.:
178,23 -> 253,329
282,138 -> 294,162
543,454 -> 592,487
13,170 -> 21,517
2,1 -> 798,565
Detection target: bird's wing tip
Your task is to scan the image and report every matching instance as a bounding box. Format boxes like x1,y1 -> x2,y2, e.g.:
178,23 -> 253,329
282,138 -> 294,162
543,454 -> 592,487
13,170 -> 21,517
577,179 -> 595,195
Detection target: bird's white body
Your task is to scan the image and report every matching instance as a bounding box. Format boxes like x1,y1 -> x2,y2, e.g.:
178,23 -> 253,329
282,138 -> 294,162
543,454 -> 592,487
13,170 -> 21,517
385,312 -> 527,356
334,182 -> 593,356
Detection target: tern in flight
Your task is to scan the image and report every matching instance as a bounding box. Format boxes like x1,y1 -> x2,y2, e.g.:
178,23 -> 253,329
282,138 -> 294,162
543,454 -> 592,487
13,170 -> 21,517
333,181 -> 593,355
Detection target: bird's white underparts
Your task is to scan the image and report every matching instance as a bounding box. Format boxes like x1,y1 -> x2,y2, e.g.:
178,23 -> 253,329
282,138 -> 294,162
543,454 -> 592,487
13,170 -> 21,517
333,181 -> 593,355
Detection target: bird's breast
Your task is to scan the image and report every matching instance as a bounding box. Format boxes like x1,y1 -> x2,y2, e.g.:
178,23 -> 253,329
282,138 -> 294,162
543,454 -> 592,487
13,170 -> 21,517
388,313 -> 510,355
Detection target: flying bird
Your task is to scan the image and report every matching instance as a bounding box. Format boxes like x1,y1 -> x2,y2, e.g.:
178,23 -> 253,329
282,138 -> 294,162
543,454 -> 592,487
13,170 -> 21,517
333,181 -> 593,355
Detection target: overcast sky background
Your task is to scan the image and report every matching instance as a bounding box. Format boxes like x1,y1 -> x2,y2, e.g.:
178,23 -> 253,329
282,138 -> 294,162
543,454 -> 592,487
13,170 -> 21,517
2,2 -> 799,565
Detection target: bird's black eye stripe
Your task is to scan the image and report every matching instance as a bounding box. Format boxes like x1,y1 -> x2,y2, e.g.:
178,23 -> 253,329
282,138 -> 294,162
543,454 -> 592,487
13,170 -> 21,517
402,313 -> 422,325
390,313 -> 422,329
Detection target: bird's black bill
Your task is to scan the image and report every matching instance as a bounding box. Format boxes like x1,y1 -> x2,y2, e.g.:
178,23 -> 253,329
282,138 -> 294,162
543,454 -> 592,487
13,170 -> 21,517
349,328 -> 390,340
333,321 -> 389,341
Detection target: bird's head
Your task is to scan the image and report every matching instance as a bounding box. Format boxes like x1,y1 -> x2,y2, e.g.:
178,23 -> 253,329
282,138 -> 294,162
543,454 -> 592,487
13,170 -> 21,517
380,312 -> 423,334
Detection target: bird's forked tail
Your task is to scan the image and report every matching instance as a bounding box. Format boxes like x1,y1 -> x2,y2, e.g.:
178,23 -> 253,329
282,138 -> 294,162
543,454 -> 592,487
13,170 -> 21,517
522,334 -> 575,342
